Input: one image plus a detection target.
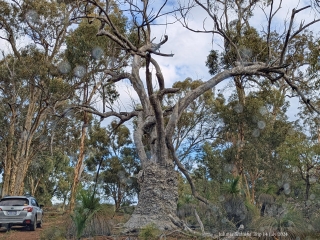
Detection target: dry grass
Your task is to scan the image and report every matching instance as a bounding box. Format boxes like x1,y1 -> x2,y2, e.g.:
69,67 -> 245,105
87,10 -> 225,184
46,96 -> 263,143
39,205 -> 320,240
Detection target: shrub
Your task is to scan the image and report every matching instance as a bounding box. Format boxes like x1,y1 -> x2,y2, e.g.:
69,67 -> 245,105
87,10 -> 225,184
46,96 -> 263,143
139,223 -> 160,240
251,206 -> 311,240
40,226 -> 66,240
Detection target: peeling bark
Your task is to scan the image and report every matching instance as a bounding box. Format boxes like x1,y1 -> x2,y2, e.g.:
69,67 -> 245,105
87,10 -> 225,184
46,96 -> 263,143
2,109 -> 15,196
69,112 -> 88,212
124,162 -> 179,231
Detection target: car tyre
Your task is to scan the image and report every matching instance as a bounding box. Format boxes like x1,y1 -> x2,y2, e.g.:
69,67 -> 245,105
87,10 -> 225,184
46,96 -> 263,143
37,218 -> 42,228
30,217 -> 37,231
4,223 -> 11,232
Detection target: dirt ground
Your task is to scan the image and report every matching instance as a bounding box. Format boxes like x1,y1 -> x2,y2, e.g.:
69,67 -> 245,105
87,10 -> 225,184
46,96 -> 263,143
0,220 -> 48,240
0,220 -> 131,240
0,209 -> 66,240
0,213 -> 135,240
0,211 -> 203,240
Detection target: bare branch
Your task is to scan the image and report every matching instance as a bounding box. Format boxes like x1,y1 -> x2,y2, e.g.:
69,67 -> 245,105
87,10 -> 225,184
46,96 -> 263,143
280,6 -> 312,65
145,53 -> 153,96
283,75 -> 320,114
149,57 -> 165,90
264,0 -> 283,60
194,209 -> 205,234
72,104 -> 140,121
289,19 -> 320,41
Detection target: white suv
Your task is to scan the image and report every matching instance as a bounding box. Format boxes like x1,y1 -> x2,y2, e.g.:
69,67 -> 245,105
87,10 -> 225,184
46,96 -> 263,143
0,194 -> 44,231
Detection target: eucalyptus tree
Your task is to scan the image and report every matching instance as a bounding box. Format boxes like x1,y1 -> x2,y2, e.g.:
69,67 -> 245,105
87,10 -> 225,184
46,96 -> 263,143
25,150 -> 72,205
74,0 -> 320,231
64,5 -> 128,211
201,0 -> 320,202
85,121 -> 139,211
278,128 -> 320,202
199,90 -> 292,203
165,78 -> 220,166
0,0 -> 79,195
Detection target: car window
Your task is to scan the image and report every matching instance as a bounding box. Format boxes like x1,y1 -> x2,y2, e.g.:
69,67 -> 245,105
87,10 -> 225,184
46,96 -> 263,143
0,198 -> 29,206
31,199 -> 37,206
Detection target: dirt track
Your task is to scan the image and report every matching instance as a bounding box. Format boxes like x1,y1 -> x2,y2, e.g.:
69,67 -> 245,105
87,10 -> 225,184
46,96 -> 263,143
0,220 -> 47,240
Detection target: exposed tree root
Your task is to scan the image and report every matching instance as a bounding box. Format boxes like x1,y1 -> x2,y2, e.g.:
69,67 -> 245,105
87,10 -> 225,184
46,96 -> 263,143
168,214 -> 214,238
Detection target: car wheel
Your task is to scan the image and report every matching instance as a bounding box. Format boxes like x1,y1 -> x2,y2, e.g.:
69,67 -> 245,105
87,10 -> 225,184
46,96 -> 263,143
30,217 -> 37,231
37,218 -> 42,228
4,223 -> 11,231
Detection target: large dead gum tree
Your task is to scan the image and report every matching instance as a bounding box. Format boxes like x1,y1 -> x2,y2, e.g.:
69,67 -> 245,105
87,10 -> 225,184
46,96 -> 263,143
78,0 -> 320,231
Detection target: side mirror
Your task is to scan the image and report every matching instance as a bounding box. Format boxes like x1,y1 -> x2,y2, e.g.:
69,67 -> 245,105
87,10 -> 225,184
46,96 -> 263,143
40,204 -> 44,208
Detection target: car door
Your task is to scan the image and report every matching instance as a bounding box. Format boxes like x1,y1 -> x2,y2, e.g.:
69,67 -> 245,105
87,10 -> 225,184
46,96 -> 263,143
31,199 -> 42,221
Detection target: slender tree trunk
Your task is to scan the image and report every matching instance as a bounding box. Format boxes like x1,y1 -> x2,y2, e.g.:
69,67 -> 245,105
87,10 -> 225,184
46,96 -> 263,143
243,173 -> 251,202
29,175 -> 42,196
304,174 -> 311,218
248,169 -> 259,204
2,106 -> 16,197
2,138 -> 13,197
305,174 -> 310,202
69,112 -> 89,212
114,183 -> 123,212
11,85 -> 38,194
29,177 -> 35,196
234,77 -> 247,192
1,171 -> 9,197
9,162 -> 18,195
251,181 -> 256,204
62,196 -> 67,211
4,127 -> 44,196
4,84 -> 46,196
7,156 -> 32,195
115,197 -> 121,212
124,162 -> 179,231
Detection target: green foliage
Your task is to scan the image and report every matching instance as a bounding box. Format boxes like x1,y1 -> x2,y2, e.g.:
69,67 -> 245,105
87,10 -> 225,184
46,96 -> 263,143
25,150 -> 72,206
244,199 -> 260,222
169,78 -> 215,105
86,121 -> 140,211
206,50 -> 220,75
66,203 -> 113,238
139,223 -> 160,240
64,11 -> 126,105
310,211 -> 320,232
220,26 -> 269,68
222,177 -> 241,196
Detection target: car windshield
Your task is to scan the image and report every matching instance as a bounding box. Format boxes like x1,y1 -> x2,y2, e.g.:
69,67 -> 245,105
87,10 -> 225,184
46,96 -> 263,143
0,198 -> 29,206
